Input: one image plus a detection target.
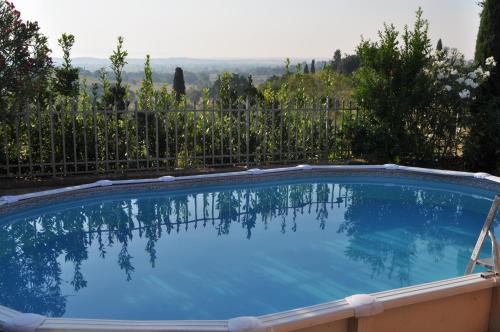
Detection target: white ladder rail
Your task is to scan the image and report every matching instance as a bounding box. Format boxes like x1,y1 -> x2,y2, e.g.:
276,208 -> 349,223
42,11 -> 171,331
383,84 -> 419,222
465,194 -> 500,275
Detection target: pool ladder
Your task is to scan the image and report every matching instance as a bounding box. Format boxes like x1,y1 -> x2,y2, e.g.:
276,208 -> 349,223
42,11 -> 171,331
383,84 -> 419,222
465,194 -> 500,275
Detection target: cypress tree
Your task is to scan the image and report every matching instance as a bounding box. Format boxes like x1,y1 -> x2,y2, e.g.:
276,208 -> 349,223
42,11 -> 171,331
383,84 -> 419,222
310,59 -> 316,73
464,0 -> 500,173
475,0 -> 500,94
304,63 -> 309,74
332,50 -> 342,72
173,67 -> 186,103
436,38 -> 443,51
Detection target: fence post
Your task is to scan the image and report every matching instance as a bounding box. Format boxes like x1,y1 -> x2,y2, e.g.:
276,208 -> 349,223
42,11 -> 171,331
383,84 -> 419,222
325,97 -> 330,162
50,100 -> 57,177
245,97 -> 250,167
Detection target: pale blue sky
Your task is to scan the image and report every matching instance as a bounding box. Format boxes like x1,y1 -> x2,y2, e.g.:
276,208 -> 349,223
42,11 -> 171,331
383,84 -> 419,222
14,0 -> 481,59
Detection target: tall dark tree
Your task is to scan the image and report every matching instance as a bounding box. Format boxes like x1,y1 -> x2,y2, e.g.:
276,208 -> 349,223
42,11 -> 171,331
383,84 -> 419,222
0,0 -> 52,114
53,33 -> 79,98
474,0 -> 500,94
332,49 -> 342,71
464,0 -> 500,173
304,63 -> 309,74
173,67 -> 186,103
436,38 -> 443,51
310,59 -> 316,73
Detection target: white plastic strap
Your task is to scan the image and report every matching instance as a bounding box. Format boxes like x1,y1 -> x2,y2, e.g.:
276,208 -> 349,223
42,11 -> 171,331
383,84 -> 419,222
345,294 -> 384,318
3,313 -> 46,332
228,316 -> 266,332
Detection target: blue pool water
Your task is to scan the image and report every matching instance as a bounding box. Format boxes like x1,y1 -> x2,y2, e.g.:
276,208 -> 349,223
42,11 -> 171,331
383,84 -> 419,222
0,176 -> 498,320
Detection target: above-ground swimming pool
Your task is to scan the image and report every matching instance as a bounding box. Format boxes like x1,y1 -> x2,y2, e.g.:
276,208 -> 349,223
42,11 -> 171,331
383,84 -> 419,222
0,166 -> 499,323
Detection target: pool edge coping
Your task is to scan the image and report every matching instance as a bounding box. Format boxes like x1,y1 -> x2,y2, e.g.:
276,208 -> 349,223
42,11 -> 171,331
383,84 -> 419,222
1,164 -> 499,207
0,273 -> 497,332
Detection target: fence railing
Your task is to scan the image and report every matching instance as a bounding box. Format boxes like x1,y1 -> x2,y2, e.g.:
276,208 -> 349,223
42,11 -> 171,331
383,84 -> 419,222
0,99 -> 358,178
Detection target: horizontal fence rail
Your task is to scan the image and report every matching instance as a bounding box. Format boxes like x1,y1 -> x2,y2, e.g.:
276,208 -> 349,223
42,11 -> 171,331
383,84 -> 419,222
0,99 -> 359,178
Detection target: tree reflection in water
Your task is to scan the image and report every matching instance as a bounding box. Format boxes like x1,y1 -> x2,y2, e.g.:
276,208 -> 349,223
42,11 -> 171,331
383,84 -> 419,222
0,180 -> 494,317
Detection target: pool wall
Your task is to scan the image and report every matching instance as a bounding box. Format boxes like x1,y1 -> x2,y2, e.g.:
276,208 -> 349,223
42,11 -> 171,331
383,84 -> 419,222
1,164 -> 499,332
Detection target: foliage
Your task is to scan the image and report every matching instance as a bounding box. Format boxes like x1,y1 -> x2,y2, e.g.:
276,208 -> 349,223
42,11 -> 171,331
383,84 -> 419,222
173,67 -> 186,103
109,36 -> 128,109
351,8 -> 496,166
464,0 -> 500,173
137,55 -> 155,110
0,0 -> 52,114
53,33 -> 79,98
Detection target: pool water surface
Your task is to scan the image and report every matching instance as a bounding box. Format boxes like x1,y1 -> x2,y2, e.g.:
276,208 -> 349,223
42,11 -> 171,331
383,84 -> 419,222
0,176 -> 497,320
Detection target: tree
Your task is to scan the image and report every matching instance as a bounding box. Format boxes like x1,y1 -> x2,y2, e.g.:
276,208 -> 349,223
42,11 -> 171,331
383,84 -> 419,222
173,67 -> 186,103
53,33 -> 79,98
331,49 -> 342,71
310,59 -> 316,73
464,0 -> 500,173
0,0 -> 52,114
109,36 -> 128,109
436,38 -> 443,51
304,63 -> 309,74
137,55 -> 154,110
353,8 -> 434,161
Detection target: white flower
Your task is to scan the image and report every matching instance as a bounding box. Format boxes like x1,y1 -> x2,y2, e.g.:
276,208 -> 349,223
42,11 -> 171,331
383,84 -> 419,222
444,85 -> 452,91
450,69 -> 459,75
437,72 -> 445,80
475,66 -> 483,75
468,72 -> 477,79
484,71 -> 491,78
456,77 -> 465,84
486,56 -> 497,67
459,89 -> 470,99
464,78 -> 479,88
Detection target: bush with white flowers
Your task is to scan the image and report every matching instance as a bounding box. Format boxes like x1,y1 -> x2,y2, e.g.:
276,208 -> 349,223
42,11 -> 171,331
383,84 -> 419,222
432,50 -> 495,101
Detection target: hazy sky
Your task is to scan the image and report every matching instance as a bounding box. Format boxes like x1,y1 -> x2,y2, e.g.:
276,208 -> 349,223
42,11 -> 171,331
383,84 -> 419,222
13,0 -> 481,59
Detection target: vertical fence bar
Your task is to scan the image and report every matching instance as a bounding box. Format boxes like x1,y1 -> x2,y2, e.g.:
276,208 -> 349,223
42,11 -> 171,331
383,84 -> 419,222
245,97 -> 250,167
37,100 -> 43,174
271,101 -> 275,162
202,106 -> 206,168
92,100 -> 99,173
193,104 -> 198,167
15,106 -> 21,176
3,120 -> 10,177
164,105 -> 170,169
228,105 -> 233,165
134,100 -> 140,170
83,100 -> 89,172
104,107 -> 109,172
219,104 -> 224,165
211,100 -> 215,166
71,99 -> 78,173
114,103 -> 119,171
61,100 -> 67,176
325,97 -> 330,162
174,106 -> 179,168
279,101 -> 283,163
237,104 -> 241,165
333,98 -> 338,160
50,101 -> 57,176
124,104 -> 129,170
184,102 -> 188,167
145,105 -> 150,169
155,107 -> 160,171
26,103 -> 33,176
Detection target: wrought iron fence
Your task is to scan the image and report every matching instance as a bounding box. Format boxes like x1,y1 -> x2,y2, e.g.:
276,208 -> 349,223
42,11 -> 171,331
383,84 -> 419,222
0,99 -> 358,178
